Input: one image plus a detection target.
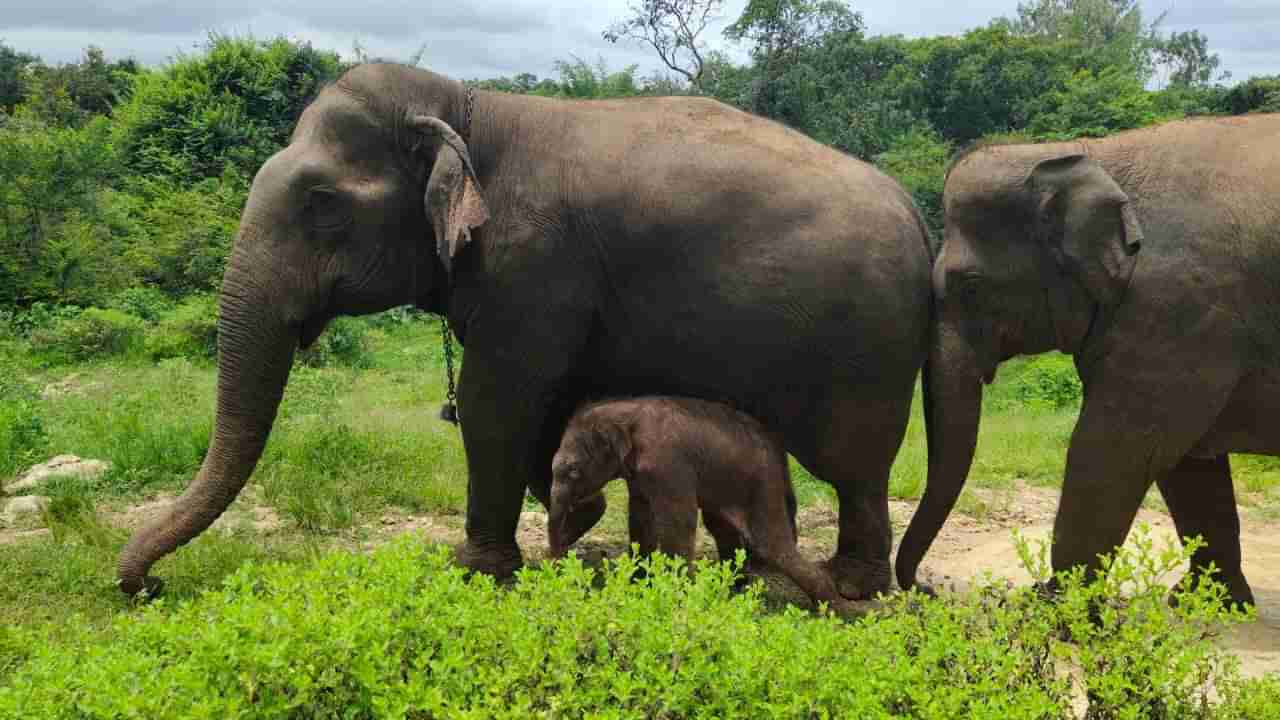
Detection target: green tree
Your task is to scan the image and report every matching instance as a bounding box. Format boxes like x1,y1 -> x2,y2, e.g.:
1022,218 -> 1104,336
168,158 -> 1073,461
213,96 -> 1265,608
1222,75 -> 1280,115
1154,29 -> 1223,87
542,57 -> 643,99
0,42 -> 38,114
888,26 -> 1075,144
0,113 -> 122,303
1008,0 -> 1163,81
873,125 -> 952,235
20,46 -> 140,127
1028,66 -> 1168,139
723,0 -> 864,116
112,33 -> 345,183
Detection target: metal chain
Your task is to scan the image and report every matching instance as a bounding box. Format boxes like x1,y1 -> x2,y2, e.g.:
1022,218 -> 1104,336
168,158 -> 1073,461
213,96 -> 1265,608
439,315 -> 459,424
438,84 -> 474,426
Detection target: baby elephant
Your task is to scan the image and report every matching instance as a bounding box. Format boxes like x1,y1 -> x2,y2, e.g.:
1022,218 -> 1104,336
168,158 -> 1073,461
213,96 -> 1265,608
548,395 -> 853,614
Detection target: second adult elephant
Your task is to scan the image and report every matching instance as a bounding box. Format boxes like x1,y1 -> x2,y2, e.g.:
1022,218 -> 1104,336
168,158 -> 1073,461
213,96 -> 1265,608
115,62 -> 935,598
898,114 -> 1280,607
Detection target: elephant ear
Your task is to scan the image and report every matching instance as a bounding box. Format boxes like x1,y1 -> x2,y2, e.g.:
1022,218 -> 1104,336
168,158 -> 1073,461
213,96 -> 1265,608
408,115 -> 489,277
598,423 -> 635,475
1027,154 -> 1144,306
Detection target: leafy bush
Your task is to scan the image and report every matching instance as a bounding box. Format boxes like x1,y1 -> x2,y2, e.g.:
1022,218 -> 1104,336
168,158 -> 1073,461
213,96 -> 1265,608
1029,67 -> 1181,140
1013,353 -> 1082,409
107,286 -> 174,322
27,307 -> 145,362
144,293 -> 219,361
1,302 -> 83,337
2,528 -> 1274,719
1016,526 -> 1257,718
875,126 -> 952,235
296,316 -> 371,369
121,175 -> 243,295
112,33 -> 346,184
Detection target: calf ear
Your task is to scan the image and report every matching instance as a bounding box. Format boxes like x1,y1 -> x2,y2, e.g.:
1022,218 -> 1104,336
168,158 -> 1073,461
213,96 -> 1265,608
407,115 -> 490,277
601,425 -> 635,474
1027,154 -> 1143,306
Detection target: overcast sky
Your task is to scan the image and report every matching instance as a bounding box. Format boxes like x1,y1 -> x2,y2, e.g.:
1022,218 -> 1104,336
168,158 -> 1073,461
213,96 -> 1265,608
2,1 -> 1276,86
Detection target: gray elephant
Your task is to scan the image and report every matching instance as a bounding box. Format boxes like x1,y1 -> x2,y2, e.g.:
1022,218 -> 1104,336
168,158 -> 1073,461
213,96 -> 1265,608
897,113 -> 1280,607
115,62 -> 935,598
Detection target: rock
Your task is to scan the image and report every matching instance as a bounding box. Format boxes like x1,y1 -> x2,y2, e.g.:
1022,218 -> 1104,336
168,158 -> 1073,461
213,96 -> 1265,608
1,495 -> 50,525
5,455 -> 111,494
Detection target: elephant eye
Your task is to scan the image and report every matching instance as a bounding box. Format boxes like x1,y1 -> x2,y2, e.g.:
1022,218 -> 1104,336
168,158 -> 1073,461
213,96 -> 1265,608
956,273 -> 983,301
306,187 -> 351,231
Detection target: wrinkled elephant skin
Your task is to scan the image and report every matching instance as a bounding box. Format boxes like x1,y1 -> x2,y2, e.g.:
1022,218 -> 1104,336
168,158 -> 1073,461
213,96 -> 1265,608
898,114 -> 1280,607
116,63 -> 934,599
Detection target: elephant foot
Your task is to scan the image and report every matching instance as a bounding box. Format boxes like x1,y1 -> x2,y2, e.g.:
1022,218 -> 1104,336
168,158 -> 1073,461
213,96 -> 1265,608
452,539 -> 524,581
1169,570 -> 1255,611
824,596 -> 887,621
823,555 -> 891,601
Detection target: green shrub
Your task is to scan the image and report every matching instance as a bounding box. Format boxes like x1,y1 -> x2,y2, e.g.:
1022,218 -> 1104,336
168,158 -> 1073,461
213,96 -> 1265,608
4,302 -> 82,338
296,316 -> 371,369
1016,526 -> 1256,718
27,307 -> 144,362
0,371 -> 47,479
107,286 -> 174,322
1013,353 -> 1082,410
1,528 -> 1271,719
144,293 -> 219,361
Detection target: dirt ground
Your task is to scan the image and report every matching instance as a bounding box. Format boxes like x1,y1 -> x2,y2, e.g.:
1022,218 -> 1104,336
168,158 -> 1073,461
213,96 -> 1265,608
5,482 -> 1278,681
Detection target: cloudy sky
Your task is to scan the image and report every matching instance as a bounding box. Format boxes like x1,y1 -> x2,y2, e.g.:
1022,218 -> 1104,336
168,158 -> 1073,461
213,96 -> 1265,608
2,1 -> 1277,85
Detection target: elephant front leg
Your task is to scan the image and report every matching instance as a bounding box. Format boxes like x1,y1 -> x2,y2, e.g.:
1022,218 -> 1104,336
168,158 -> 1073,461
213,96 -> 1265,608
451,353 -> 582,581
1049,366 -> 1236,596
1158,455 -> 1254,608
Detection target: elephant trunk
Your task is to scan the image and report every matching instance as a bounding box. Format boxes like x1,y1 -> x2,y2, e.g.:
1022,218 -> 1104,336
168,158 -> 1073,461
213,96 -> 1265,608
895,315 -> 983,593
117,245 -> 298,596
547,481 -> 574,558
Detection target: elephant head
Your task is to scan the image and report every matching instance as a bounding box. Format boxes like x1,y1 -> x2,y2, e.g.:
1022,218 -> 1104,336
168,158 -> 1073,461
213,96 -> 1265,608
117,65 -> 489,596
547,422 -> 628,557
896,144 -> 1143,591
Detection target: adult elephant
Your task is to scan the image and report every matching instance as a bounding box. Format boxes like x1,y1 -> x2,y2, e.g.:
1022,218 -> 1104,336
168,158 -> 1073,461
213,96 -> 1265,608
896,113 -> 1280,607
116,63 -> 935,598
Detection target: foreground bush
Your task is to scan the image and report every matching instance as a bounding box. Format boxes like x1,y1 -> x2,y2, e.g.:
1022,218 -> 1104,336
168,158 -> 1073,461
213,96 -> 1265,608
2,529 -> 1275,719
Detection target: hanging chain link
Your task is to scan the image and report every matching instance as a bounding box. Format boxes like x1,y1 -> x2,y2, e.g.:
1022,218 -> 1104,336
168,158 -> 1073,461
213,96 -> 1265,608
438,85 -> 475,426
439,316 -> 459,423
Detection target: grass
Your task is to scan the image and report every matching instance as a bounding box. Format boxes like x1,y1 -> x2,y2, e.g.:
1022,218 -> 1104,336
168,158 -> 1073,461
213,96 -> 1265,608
2,315 -> 1279,659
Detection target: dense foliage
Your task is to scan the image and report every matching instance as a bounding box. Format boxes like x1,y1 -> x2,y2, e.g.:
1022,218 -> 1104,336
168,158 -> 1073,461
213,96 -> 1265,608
1,530 -> 1275,719
0,1 -> 1272,309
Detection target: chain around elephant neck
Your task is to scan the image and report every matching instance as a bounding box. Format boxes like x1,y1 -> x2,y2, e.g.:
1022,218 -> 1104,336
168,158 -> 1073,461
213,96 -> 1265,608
437,84 -> 474,427
462,85 -> 475,144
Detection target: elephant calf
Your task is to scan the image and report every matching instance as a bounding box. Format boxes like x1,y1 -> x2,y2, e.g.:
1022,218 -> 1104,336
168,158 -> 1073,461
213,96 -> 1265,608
548,396 -> 851,614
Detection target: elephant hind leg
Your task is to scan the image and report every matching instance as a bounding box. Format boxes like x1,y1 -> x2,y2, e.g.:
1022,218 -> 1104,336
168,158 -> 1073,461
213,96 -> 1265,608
1158,454 -> 1254,608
